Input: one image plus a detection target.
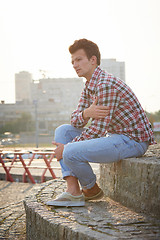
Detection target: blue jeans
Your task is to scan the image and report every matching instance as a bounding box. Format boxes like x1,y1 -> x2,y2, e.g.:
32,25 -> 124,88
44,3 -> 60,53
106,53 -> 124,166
55,124 -> 149,190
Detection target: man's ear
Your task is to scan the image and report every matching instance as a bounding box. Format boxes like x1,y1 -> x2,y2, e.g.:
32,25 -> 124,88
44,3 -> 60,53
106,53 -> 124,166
90,56 -> 97,65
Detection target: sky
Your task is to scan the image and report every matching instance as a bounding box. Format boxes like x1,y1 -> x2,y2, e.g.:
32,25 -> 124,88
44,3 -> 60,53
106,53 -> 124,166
0,0 -> 160,113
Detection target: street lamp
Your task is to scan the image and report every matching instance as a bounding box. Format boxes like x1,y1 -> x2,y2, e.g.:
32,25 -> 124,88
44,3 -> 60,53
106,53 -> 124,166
33,89 -> 46,148
33,99 -> 39,148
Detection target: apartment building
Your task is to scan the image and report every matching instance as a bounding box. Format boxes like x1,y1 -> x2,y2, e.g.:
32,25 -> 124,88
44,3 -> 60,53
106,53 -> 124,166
0,58 -> 125,135
101,59 -> 125,81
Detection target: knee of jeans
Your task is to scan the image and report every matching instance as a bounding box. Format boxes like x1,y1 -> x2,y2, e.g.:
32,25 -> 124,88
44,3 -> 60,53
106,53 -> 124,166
63,144 -> 74,166
54,124 -> 71,142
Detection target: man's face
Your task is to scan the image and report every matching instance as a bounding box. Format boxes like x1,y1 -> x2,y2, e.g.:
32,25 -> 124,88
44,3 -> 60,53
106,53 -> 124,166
71,49 -> 95,80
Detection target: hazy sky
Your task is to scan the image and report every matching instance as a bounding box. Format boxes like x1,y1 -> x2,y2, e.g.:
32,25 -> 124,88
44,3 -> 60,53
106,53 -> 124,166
0,0 -> 160,113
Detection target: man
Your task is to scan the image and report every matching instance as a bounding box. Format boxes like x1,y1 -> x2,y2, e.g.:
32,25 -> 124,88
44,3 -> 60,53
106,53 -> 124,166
46,39 -> 155,207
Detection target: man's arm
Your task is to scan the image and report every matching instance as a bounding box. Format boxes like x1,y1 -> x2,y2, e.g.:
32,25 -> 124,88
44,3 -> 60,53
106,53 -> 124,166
72,84 -> 118,142
82,97 -> 109,120
71,89 -> 109,128
71,88 -> 90,128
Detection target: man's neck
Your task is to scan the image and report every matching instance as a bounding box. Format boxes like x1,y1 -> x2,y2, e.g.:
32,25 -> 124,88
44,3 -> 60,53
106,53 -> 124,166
85,66 -> 97,82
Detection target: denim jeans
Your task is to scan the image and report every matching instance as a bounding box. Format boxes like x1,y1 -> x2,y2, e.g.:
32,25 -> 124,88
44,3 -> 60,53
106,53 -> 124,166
55,124 -> 149,190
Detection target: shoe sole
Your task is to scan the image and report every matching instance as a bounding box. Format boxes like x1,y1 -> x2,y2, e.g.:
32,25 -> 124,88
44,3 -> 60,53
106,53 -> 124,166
46,200 -> 85,207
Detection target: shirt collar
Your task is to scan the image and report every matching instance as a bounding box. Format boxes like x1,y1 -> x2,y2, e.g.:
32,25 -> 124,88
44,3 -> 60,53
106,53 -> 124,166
85,66 -> 103,91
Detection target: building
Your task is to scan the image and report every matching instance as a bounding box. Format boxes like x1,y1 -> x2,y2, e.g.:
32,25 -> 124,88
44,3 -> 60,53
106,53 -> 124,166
31,77 -> 83,108
0,58 -> 125,139
15,71 -> 32,103
0,74 -> 84,136
101,59 -> 125,81
29,77 -> 84,131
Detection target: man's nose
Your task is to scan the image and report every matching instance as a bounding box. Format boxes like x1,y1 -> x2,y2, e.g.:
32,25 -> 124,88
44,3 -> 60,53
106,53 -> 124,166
73,62 -> 78,69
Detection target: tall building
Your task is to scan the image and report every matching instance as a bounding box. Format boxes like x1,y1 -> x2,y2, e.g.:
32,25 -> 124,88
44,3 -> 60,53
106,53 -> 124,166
1,60 -> 125,136
2,74 -> 84,134
101,59 -> 125,82
31,77 -> 83,109
15,71 -> 32,103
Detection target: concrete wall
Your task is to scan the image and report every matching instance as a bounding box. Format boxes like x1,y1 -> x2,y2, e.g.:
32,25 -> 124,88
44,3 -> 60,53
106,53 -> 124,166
99,146 -> 160,217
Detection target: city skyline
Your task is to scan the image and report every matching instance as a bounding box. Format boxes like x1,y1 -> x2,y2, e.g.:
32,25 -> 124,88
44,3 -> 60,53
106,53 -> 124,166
0,0 -> 160,113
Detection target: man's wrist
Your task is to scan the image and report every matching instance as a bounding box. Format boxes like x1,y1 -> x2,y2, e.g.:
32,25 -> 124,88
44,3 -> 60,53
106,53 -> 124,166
82,109 -> 89,120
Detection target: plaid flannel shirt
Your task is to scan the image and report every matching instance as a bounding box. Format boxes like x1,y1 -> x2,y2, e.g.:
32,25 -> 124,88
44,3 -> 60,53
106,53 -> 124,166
71,66 -> 155,144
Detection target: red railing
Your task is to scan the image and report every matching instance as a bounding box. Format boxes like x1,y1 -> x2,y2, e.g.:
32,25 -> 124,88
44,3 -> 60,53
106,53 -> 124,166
0,151 -> 60,183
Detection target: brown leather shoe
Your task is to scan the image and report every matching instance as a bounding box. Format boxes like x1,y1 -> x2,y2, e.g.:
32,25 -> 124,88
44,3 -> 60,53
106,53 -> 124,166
83,189 -> 104,201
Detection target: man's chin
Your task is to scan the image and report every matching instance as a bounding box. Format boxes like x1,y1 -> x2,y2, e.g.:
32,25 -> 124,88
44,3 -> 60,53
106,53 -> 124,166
77,72 -> 83,77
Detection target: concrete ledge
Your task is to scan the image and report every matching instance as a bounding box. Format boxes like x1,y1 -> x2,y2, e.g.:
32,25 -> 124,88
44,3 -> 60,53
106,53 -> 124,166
0,173 -> 53,183
24,180 -> 108,240
24,179 -> 160,240
100,144 -> 160,218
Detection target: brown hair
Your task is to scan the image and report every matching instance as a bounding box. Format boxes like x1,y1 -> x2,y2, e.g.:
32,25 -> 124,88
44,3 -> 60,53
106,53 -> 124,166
69,38 -> 101,65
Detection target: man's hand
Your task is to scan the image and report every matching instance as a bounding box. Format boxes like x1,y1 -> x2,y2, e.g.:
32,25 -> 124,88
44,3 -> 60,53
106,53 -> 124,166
83,97 -> 109,120
52,141 -> 64,161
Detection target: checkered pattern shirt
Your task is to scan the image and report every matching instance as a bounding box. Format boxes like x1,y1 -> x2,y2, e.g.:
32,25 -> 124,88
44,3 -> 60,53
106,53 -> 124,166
71,66 -> 155,144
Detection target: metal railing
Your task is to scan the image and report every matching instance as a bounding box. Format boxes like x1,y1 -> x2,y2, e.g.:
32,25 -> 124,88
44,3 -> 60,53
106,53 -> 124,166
0,150 -> 61,183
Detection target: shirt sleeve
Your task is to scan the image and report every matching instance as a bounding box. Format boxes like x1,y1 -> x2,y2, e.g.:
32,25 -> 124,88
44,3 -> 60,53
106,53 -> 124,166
71,87 -> 90,128
72,83 -> 119,142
